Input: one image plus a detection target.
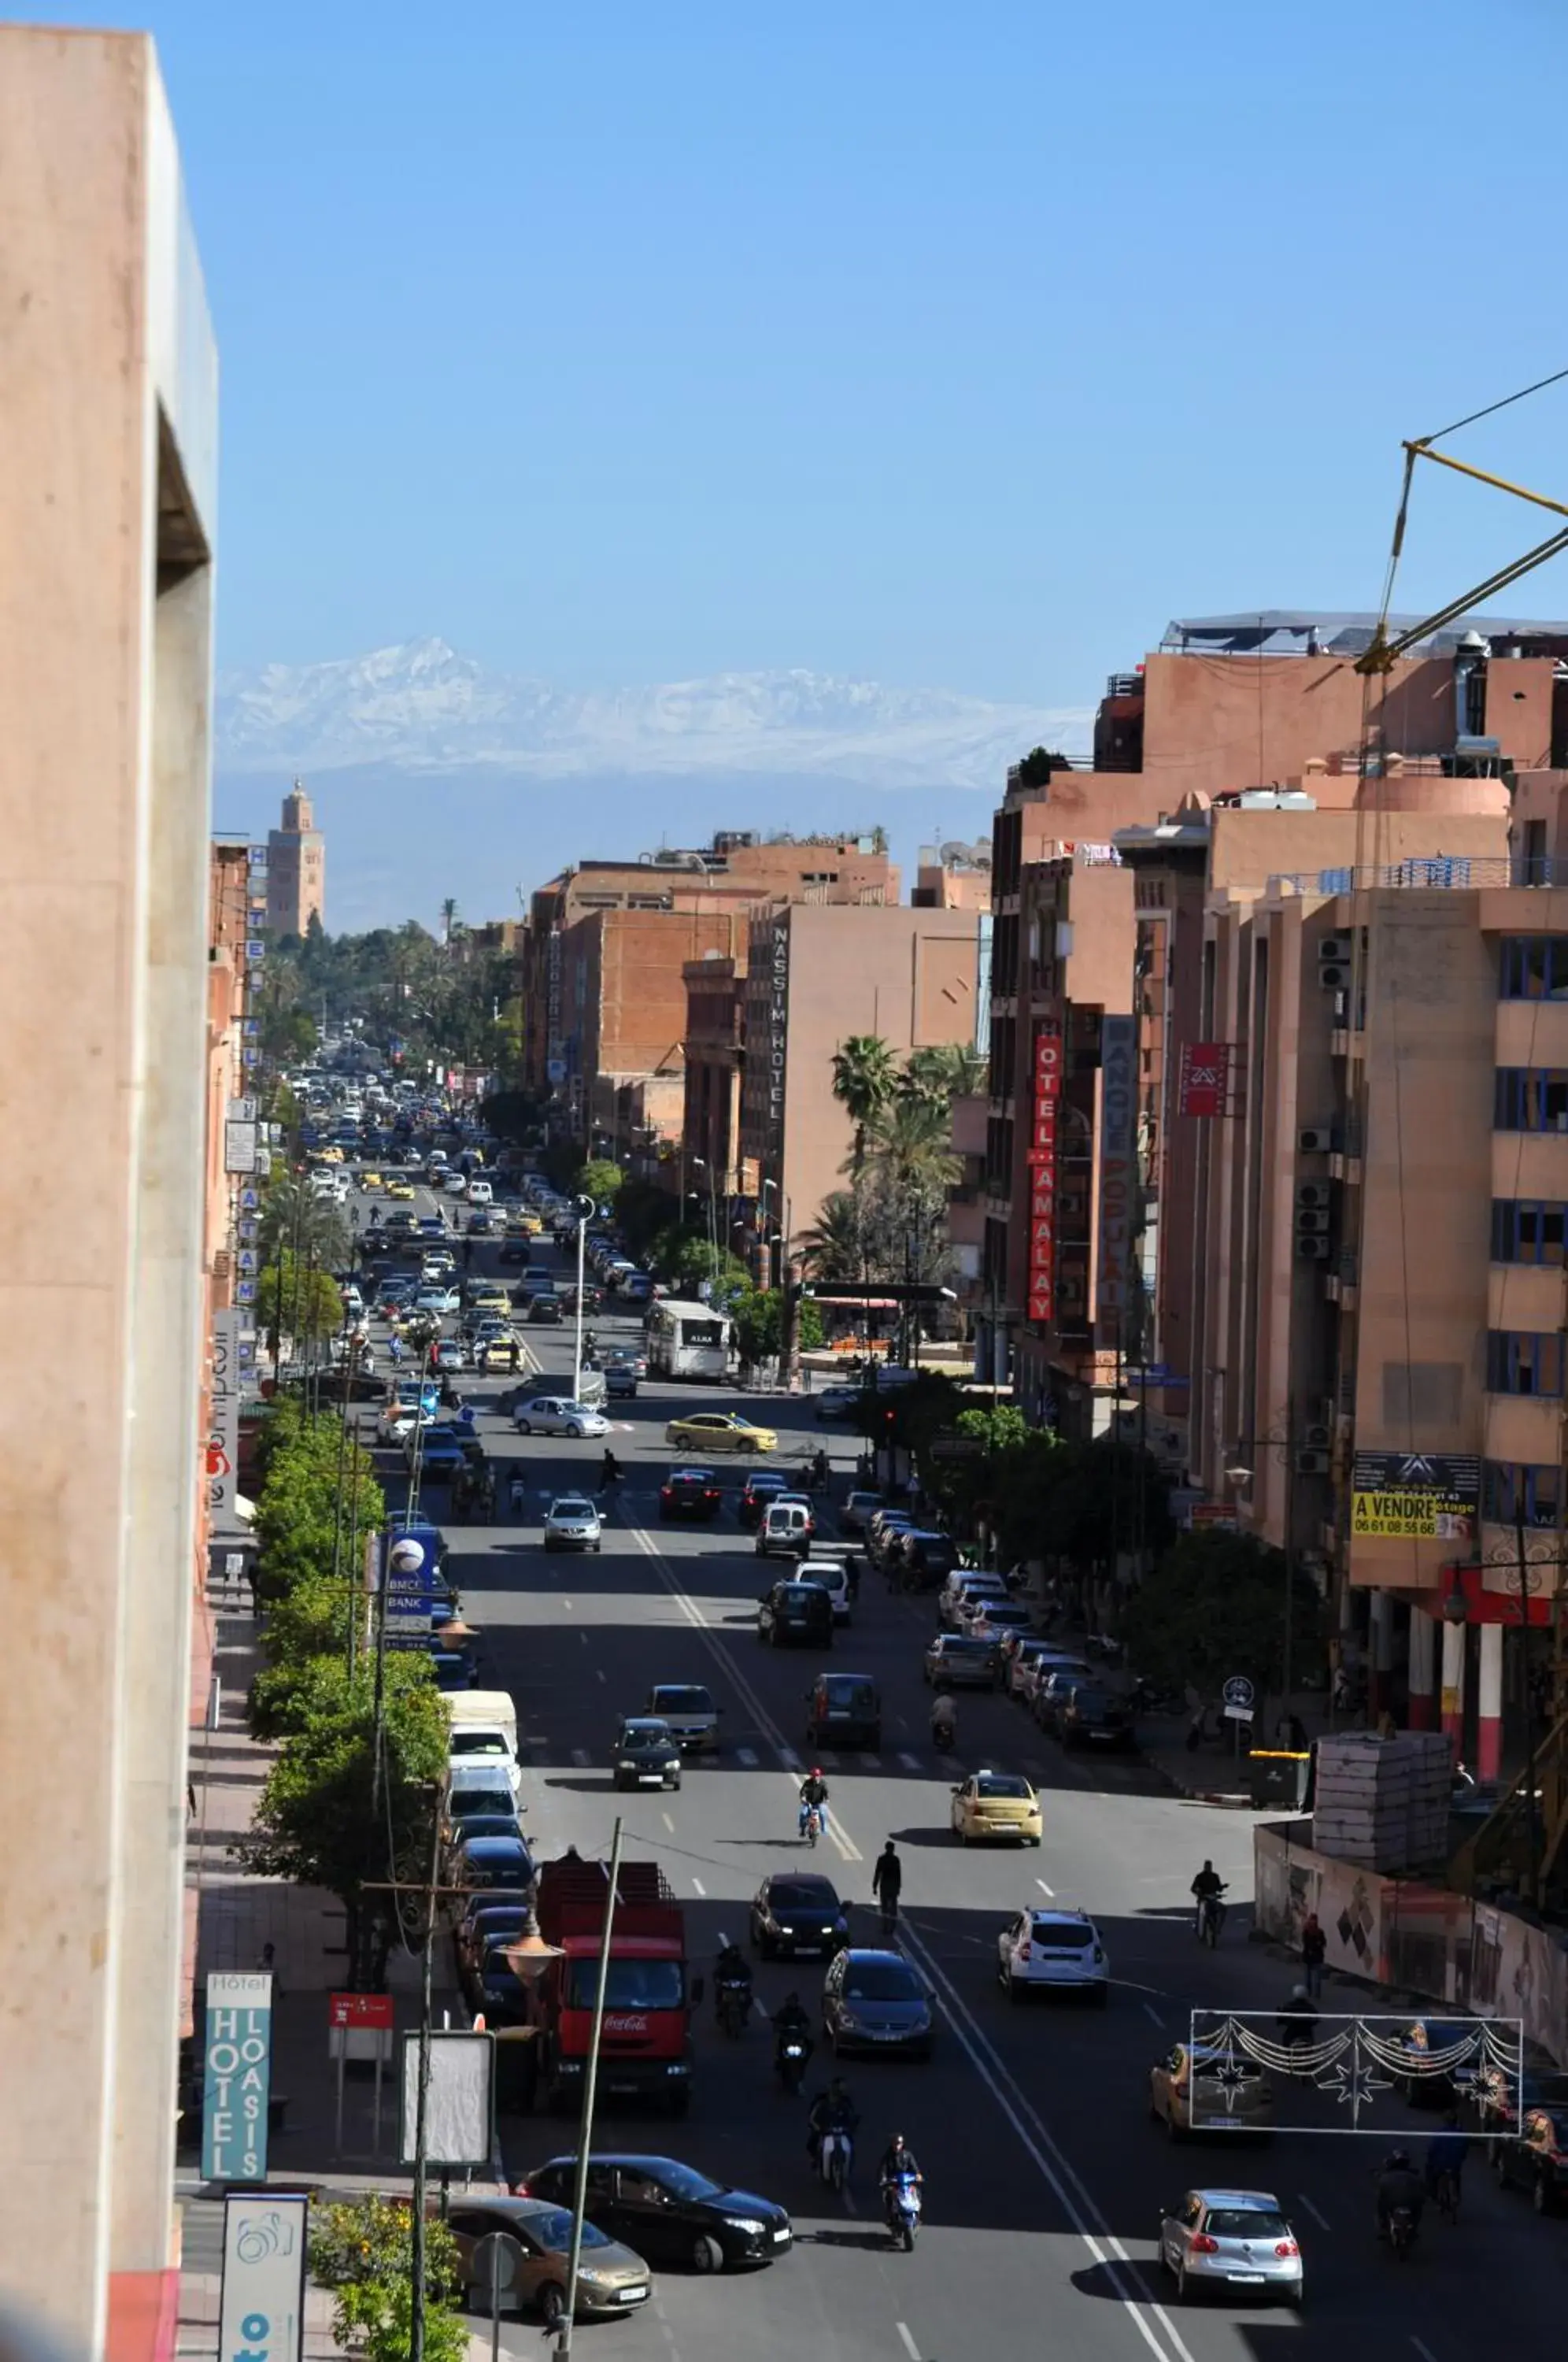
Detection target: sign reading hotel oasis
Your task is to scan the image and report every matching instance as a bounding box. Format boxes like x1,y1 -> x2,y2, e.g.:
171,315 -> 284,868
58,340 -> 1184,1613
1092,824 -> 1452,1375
766,919 -> 789,1154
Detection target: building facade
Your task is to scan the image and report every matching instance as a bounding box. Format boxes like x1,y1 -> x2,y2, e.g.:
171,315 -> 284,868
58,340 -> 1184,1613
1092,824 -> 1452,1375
0,31 -> 217,2361
265,779 -> 325,936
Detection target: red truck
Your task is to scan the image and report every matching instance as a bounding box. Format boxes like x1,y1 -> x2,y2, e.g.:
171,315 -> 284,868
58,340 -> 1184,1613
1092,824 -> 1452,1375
528,1855 -> 692,2116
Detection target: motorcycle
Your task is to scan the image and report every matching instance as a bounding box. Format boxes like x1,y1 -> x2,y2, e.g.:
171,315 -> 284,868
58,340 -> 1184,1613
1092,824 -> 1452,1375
716,1978 -> 752,2038
819,2126 -> 853,2193
800,1803 -> 823,1848
931,1717 -> 956,1755
1196,1890 -> 1227,1948
775,2031 -> 812,2094
883,2171 -> 922,2251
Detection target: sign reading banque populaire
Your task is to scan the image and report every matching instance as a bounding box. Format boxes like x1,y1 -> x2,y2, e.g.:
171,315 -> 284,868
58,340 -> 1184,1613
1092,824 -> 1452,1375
1351,1452 -> 1480,1540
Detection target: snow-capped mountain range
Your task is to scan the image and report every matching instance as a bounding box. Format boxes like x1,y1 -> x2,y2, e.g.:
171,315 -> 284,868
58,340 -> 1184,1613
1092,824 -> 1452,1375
217,638 -> 1091,789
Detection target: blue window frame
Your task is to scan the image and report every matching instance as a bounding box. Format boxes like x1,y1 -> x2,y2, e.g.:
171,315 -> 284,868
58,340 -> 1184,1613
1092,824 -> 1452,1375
1491,1200 -> 1568,1264
1495,1069 -> 1568,1131
1481,1461 -> 1564,1529
1500,938 -> 1568,999
1485,1331 -> 1566,1397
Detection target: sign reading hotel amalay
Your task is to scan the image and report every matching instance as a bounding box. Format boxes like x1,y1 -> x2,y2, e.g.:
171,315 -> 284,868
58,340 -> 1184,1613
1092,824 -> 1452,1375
767,917 -> 789,1154
1026,1025 -> 1060,1324
1096,1014 -> 1136,1335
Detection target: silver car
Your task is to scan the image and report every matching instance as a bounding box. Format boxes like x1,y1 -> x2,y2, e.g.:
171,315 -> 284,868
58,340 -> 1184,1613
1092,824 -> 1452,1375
1156,2189 -> 1303,2306
512,1395 -> 609,1438
542,1494 -> 602,1553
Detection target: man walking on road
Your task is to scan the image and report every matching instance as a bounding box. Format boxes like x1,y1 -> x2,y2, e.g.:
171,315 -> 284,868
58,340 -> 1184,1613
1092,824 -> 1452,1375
872,1842 -> 902,1931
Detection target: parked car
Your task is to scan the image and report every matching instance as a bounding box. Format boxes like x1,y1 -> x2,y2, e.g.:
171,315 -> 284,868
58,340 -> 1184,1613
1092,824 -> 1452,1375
823,1948 -> 934,2059
758,1579 -> 834,1649
923,1634 -> 1003,1690
445,2195 -> 651,2328
1149,2043 -> 1275,2138
1493,2105 -> 1568,2212
1034,1666 -> 1098,1734
894,1529 -> 961,1590
1057,1683 -> 1136,1751
454,1833 -> 536,1894
805,1672 -> 882,1750
1156,2190 -> 1302,2307
518,2154 -> 792,2274
612,1718 -> 682,1791
997,1906 -> 1109,2002
839,1489 -> 884,1536
749,1871 -> 849,1960
940,1572 -> 1007,1630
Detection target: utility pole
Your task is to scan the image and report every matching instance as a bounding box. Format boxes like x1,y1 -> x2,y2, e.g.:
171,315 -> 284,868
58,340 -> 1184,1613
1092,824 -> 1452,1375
408,1796 -> 443,2362
556,1818 -> 624,2357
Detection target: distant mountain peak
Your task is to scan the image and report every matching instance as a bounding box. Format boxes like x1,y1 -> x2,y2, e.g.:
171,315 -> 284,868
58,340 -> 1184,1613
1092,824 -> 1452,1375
216,639 -> 1091,788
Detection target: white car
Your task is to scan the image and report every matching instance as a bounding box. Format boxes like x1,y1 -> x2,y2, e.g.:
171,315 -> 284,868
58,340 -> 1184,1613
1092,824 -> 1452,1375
997,1906 -> 1109,2004
416,1285 -> 460,1315
512,1395 -> 609,1439
377,1403 -> 431,1443
799,1558 -> 852,1623
444,1171 -> 470,1196
466,1179 -> 494,1205
542,1494 -> 603,1552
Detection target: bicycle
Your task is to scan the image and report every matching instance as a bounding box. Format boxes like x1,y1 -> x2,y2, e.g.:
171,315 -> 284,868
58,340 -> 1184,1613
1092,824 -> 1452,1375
1432,2168 -> 1461,2225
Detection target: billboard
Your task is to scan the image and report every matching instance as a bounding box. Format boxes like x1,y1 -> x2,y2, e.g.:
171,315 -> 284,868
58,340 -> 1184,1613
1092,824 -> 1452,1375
1095,1014 -> 1136,1335
1350,1451 -> 1480,1541
1178,1040 -> 1229,1118
207,1309 -> 244,1521
219,2191 -> 309,2362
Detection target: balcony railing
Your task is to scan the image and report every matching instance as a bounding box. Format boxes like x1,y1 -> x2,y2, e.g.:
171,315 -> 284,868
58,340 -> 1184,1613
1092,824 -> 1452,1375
1270,857 -> 1561,896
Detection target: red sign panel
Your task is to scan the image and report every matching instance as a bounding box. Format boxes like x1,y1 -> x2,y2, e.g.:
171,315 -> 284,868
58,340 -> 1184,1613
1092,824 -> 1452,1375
330,1992 -> 394,2029
1028,1026 -> 1060,1320
1178,1040 -> 1229,1118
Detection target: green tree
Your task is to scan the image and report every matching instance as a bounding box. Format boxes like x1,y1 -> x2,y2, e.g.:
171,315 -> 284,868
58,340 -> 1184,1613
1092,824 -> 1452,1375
257,1251 -> 345,1357
830,1035 -> 899,1177
258,1174 -> 350,1272
1123,1530 -> 1324,1700
576,1157 -> 623,1207
732,1287 -> 824,1364
797,1190 -> 866,1283
309,2194 -> 467,2362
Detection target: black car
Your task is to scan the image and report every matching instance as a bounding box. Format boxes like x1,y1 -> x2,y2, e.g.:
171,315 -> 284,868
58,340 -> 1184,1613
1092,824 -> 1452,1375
823,1948 -> 934,2059
446,1810 -> 525,1848
1057,1684 -> 1136,1751
605,1363 -> 639,1401
660,1468 -> 722,1521
529,1295 -> 564,1326
897,1530 -> 960,1590
750,1872 -> 849,1961
613,1717 -> 683,1790
805,1672 -> 882,1749
758,1580 -> 834,1649
475,1941 -> 529,2025
520,2153 -> 792,2273
1474,2064 -> 1568,2153
738,1472 -> 791,1530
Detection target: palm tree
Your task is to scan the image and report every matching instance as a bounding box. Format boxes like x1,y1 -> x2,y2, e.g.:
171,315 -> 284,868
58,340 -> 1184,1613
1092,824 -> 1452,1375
864,1094 -> 963,1202
830,1035 -> 898,1176
797,1191 -> 868,1284
900,1042 -> 989,1109
258,1175 -> 350,1273
439,897 -> 460,947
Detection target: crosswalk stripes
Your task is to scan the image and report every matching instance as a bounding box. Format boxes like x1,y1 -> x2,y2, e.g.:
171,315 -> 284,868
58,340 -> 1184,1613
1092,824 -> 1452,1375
779,1745 -> 801,1768
571,1747 -> 590,1767
897,1751 -> 922,1772
736,1746 -> 760,1767
860,1754 -> 882,1770
819,1752 -> 841,1769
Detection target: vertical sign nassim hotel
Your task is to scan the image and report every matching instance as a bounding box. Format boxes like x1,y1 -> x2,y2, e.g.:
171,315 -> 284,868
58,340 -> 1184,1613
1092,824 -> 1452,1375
1026,1025 -> 1060,1324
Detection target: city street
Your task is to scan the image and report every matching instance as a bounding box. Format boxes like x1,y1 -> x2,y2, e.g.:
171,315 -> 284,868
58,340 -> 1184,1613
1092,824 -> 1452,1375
357,1190 -> 1568,2362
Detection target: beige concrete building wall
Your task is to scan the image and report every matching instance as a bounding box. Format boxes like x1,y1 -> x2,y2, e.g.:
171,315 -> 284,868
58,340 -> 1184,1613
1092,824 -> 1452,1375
0,30 -> 216,2362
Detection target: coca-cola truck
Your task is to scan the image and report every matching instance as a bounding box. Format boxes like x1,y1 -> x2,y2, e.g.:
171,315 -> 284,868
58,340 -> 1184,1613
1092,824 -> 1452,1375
527,1855 -> 692,2116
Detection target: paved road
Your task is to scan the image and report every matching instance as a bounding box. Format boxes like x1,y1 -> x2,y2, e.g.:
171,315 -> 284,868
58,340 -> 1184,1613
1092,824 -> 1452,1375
353,1183 -> 1568,2362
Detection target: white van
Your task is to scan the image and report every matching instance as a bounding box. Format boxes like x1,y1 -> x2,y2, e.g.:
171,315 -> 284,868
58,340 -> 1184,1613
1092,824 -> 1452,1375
800,1558 -> 852,1623
756,1501 -> 813,1559
447,1690 -> 519,1758
940,1571 -> 1008,1631
466,1179 -> 494,1205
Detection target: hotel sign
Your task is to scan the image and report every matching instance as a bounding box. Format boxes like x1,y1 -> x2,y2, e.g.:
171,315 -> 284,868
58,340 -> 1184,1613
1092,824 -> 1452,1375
1026,1026 -> 1060,1324
767,918 -> 790,1155
1095,1014 -> 1136,1335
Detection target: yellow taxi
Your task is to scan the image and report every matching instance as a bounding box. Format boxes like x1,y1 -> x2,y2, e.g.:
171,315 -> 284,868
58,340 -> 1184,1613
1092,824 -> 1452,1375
470,1286 -> 510,1316
949,1769 -> 1043,1847
358,1170 -> 385,1194
385,1179 -> 416,1201
664,1409 -> 778,1456
1149,2042 -> 1276,2136
318,1144 -> 345,1164
507,1209 -> 543,1236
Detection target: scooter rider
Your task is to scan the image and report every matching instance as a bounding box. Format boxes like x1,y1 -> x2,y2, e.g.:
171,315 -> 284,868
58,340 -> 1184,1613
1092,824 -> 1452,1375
772,1989 -> 812,2068
799,1767 -> 830,1836
1375,2148 -> 1426,2240
930,1690 -> 957,1746
878,2132 -> 923,2213
1425,2111 -> 1467,2205
807,2076 -> 859,2165
1191,1860 -> 1226,1936
713,1938 -> 753,2020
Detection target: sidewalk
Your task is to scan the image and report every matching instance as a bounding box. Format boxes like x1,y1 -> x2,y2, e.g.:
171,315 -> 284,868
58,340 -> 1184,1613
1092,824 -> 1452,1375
179,1564 -> 488,2360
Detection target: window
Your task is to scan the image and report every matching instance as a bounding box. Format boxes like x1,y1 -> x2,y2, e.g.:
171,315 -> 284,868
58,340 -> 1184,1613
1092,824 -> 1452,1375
1495,1068 -> 1568,1130
1500,938 -> 1568,998
1487,1331 -> 1566,1396
1492,1199 -> 1568,1264
1482,1461 -> 1564,1528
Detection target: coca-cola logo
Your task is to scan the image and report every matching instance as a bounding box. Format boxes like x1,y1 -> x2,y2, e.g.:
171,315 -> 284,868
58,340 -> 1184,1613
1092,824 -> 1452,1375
602,2014 -> 649,2034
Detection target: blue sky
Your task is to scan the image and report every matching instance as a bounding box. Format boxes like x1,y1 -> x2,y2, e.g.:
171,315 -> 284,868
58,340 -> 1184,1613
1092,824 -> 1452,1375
18,1 -> 1568,707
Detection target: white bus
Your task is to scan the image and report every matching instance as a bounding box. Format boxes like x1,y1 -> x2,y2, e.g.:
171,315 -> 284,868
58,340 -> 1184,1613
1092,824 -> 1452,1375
645,1298 -> 733,1382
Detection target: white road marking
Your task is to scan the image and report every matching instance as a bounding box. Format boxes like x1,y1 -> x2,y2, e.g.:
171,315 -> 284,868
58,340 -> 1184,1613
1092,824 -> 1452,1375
898,1751 -> 922,1772
1143,2002 -> 1164,2029
861,1753 -> 882,1769
737,1746 -> 760,1767
896,2325 -> 921,2362
691,1876 -> 706,1897
1296,2192 -> 1331,2230
661,1811 -> 675,1832
596,1669 -> 606,1683
819,1752 -> 841,1768
1035,1877 -> 1055,1897
1411,2344 -> 1439,2362
571,1748 -> 590,1767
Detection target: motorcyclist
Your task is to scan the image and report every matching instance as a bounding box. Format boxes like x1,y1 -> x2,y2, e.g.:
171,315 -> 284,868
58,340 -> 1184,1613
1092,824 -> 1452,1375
930,1690 -> 957,1746
1374,2148 -> 1426,2240
799,1768 -> 830,1837
1424,2111 -> 1467,2205
772,1989 -> 812,2067
1277,1983 -> 1319,2050
1191,1860 -> 1226,1937
807,2076 -> 860,2167
713,1938 -> 753,2021
878,2132 -> 923,2214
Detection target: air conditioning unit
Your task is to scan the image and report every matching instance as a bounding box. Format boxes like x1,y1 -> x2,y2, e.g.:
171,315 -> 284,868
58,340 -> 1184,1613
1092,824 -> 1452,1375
1298,1127 -> 1335,1153
1301,1421 -> 1332,1451
1319,935 -> 1353,963
1295,1208 -> 1330,1235
1296,1180 -> 1333,1210
1320,962 -> 1353,990
1296,1235 -> 1332,1261
1294,1449 -> 1330,1475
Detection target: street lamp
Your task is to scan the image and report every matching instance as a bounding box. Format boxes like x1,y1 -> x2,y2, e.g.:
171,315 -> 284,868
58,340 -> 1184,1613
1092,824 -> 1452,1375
1225,1413 -> 1300,1731
569,1192 -> 596,1404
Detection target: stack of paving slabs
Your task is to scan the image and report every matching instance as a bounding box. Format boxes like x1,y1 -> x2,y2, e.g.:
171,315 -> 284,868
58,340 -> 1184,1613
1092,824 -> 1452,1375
1311,1731 -> 1452,1871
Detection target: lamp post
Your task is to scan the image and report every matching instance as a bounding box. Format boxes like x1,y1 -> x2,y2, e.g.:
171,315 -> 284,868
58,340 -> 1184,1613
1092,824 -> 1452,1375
1225,1403 -> 1298,1732
569,1192 -> 595,1404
